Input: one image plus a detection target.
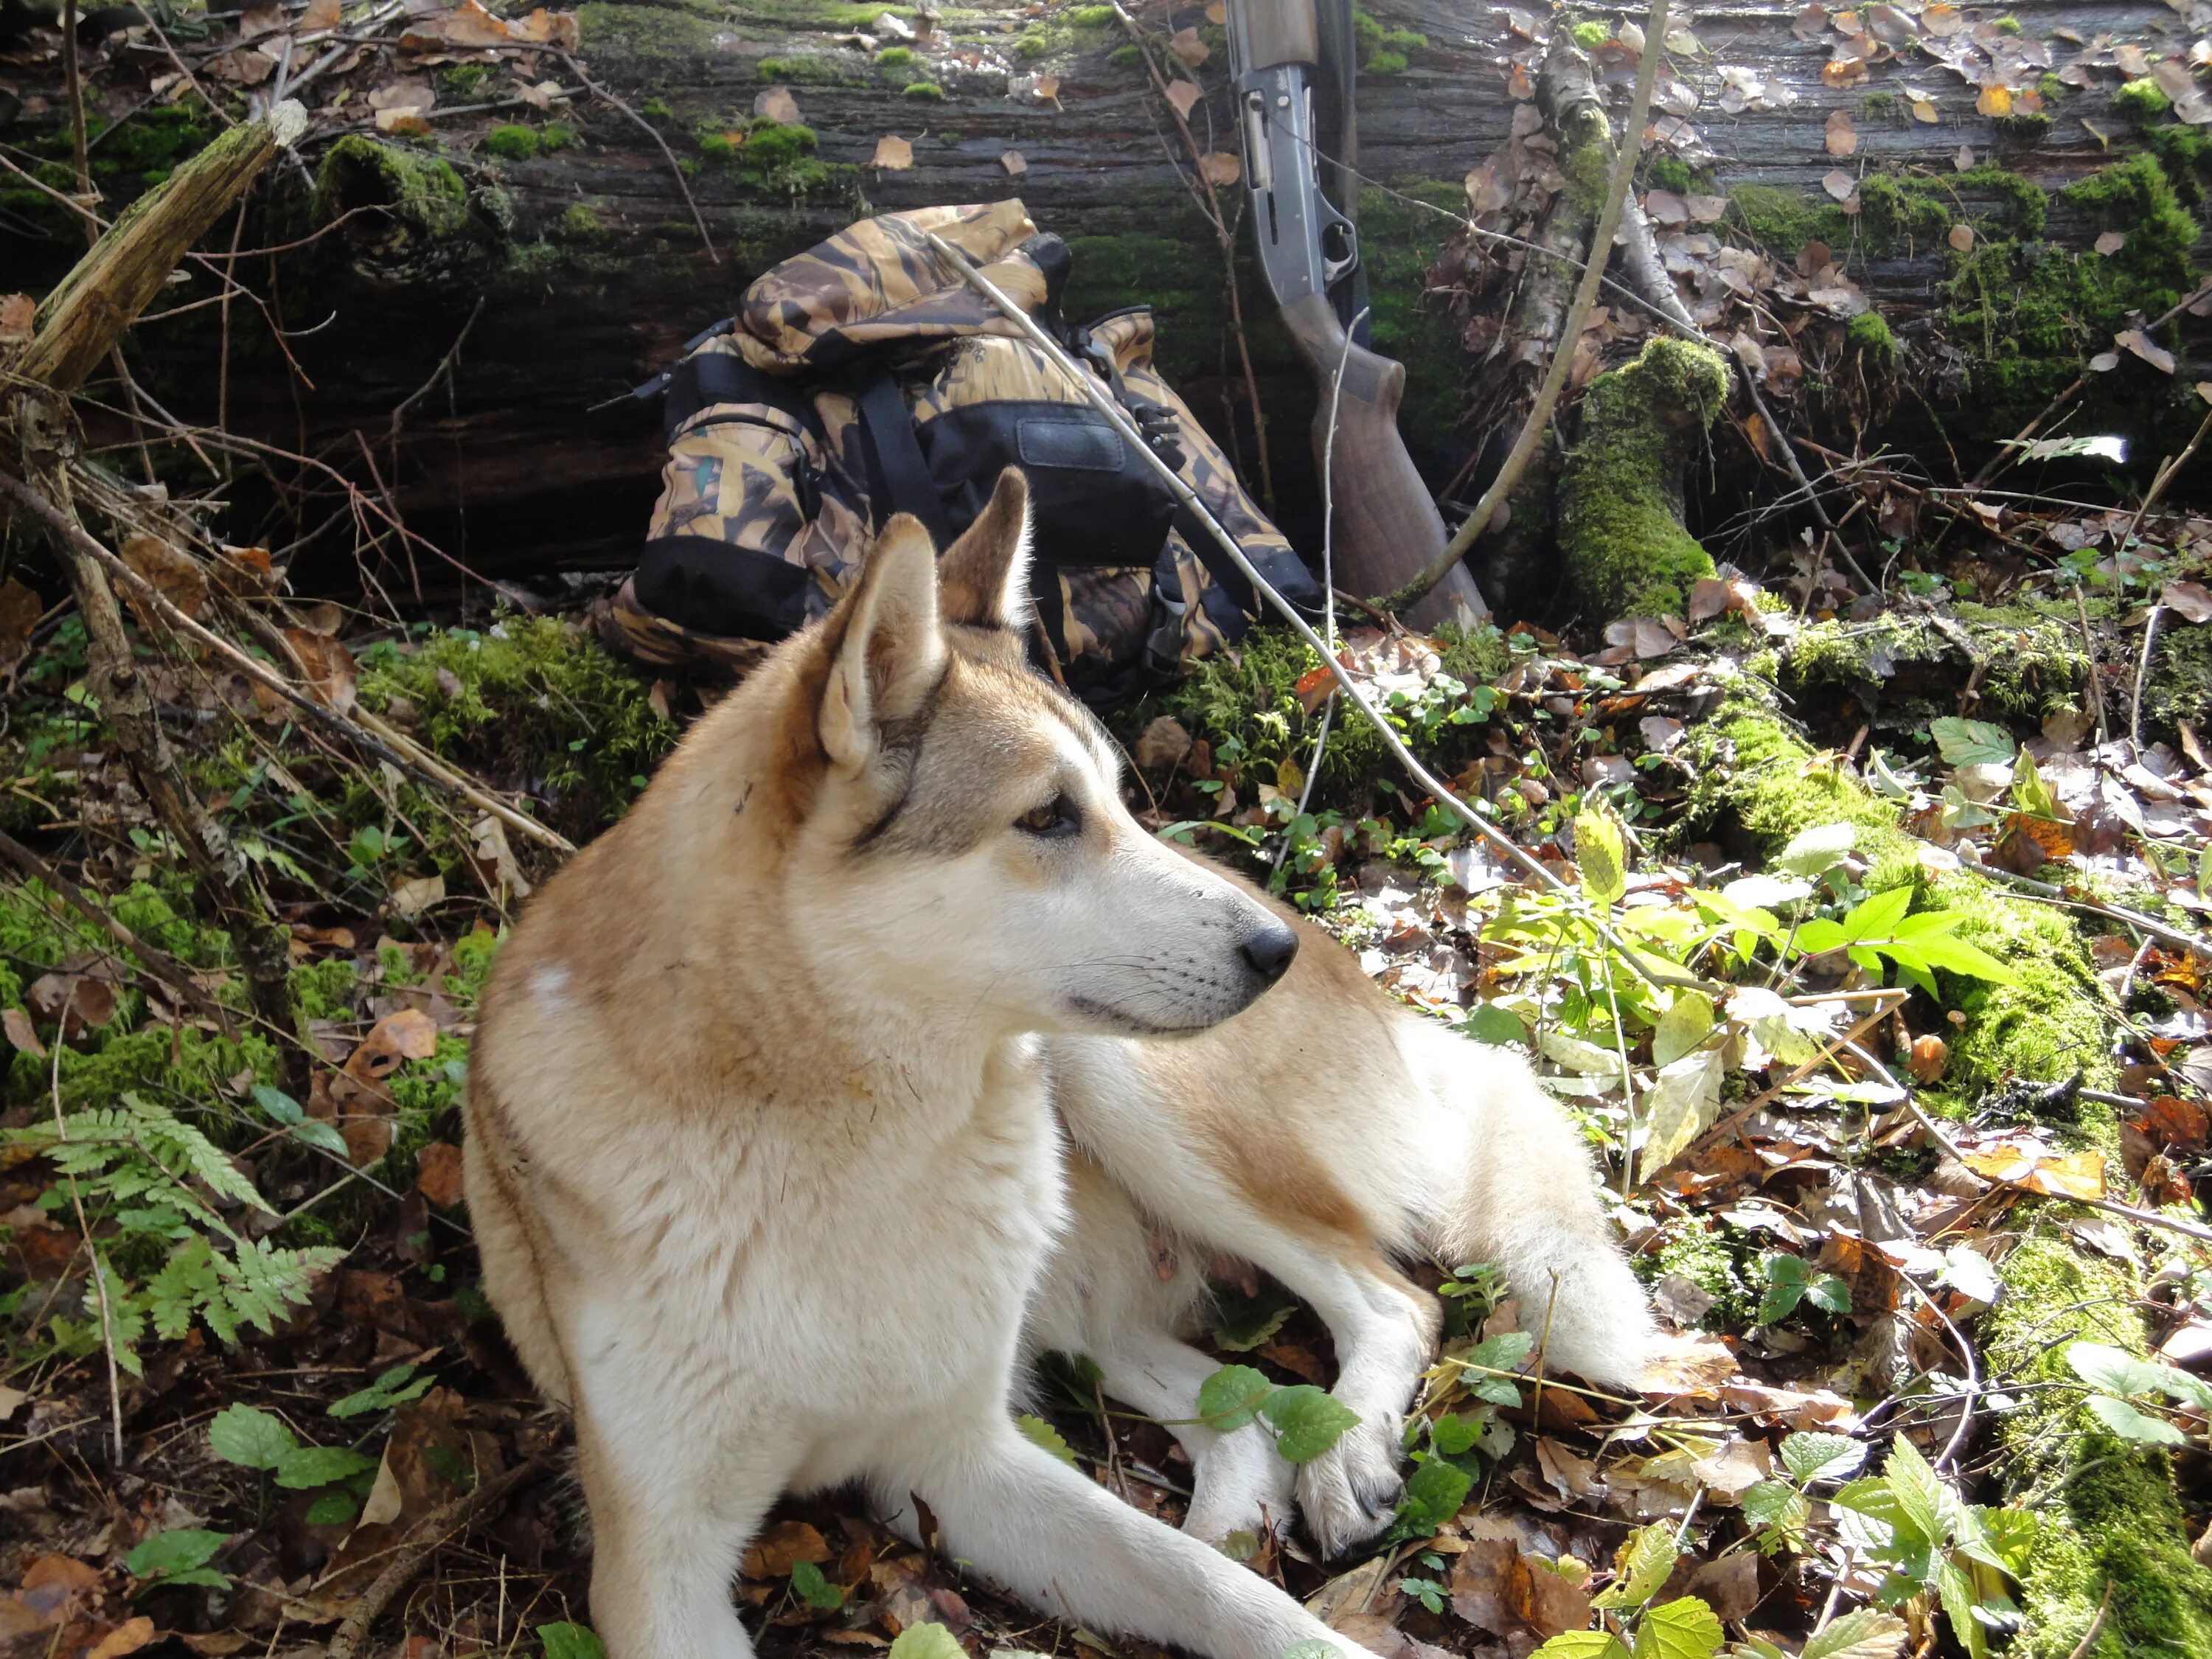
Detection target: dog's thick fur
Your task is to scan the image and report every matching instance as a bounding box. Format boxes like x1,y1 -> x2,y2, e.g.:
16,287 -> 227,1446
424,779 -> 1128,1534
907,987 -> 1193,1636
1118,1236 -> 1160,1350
464,470 -> 1654,1659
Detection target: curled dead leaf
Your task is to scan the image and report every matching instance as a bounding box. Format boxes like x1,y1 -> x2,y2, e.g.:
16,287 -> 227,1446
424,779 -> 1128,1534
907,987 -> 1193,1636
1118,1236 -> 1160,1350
999,148 -> 1026,176
1197,150 -> 1241,187
1164,78 -> 1201,119
415,1141 -> 466,1208
1960,1145 -> 2107,1200
284,627 -> 358,716
1167,26 -> 1208,66
869,134 -> 914,170
2117,328 -> 2178,375
119,534 -> 208,624
1032,73 -> 1060,102
1947,223 -> 1975,251
1825,108 -> 1858,156
755,86 -> 801,124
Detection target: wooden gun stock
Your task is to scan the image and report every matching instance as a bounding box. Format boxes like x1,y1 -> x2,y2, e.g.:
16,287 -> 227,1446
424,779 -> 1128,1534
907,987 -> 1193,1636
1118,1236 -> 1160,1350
1278,293 -> 1487,630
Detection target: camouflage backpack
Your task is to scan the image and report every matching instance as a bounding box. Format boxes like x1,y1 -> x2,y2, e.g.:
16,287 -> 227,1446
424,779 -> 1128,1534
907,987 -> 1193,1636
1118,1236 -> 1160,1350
599,200 -> 1319,701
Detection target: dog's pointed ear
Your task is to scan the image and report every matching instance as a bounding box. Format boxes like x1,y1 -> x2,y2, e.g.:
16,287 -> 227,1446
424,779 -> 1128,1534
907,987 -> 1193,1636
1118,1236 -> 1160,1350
819,513 -> 946,770
937,467 -> 1033,631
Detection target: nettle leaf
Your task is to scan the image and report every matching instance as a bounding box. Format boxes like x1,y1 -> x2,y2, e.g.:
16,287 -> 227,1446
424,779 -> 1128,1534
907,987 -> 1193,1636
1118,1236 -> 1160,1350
1880,1436 -> 1948,1549
1261,1385 -> 1360,1464
1740,1479 -> 1809,1530
209,1403 -> 297,1470
1593,1522 -> 1680,1610
275,1445 -> 380,1489
1430,1413 -> 1481,1456
1531,1633 -> 1631,1659
1778,820 -> 1855,877
1799,1607 -> 1908,1659
1969,1506 -> 2038,1577
1575,807 -> 1629,905
2085,1393 -> 2187,1444
792,1559 -> 846,1610
1780,1431 -> 1867,1486
1652,992 -> 1717,1067
537,1623 -> 608,1659
1632,1596 -> 1725,1659
1930,717 -> 2016,767
1016,1414 -> 1079,1467
1197,1365 -> 1276,1432
888,1623 -> 967,1659
1396,1456 -> 1473,1536
126,1528 -> 228,1579
1466,1331 -> 1537,1372
1933,1556 -> 1986,1659
2067,1341 -> 2168,1397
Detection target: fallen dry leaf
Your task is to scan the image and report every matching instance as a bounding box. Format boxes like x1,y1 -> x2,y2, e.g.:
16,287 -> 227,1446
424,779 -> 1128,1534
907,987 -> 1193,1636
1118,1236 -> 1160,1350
2095,229 -> 2126,256
1948,223 -> 1975,251
119,533 -> 208,623
375,106 -> 432,136
1977,83 -> 2014,117
415,1141 -> 466,1208
1168,25 -> 1208,66
1197,150 -> 1241,187
285,627 -> 358,715
302,0 -> 341,28
349,1008 -> 439,1081
755,86 -> 801,124
2118,328 -> 2178,375
1821,168 -> 1857,203
0,292 -> 32,344
1000,148 -> 1026,176
1961,1145 -> 2107,1200
2166,581 -> 2212,623
1953,142 -> 1975,170
3,1006 -> 46,1059
1825,108 -> 1858,155
1164,78 -> 1201,119
869,135 -> 914,170
1032,73 -> 1060,102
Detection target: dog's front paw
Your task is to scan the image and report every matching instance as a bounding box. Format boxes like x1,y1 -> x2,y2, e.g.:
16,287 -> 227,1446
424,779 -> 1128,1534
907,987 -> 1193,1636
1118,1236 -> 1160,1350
1183,1425 -> 1298,1550
1295,1414 -> 1405,1559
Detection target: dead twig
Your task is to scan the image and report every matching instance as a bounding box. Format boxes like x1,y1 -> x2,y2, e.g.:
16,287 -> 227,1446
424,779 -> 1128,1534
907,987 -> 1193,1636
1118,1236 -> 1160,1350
2064,1585 -> 2115,1659
1381,0 -> 1671,616
557,51 -> 717,264
49,983 -> 127,1470
2131,602 -> 2163,750
1682,993 -> 1909,1161
325,1455 -> 553,1659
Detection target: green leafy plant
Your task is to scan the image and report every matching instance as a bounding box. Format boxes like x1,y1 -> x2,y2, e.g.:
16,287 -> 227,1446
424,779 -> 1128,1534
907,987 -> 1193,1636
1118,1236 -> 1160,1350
209,1403 -> 382,1525
2065,1340 -> 2212,1444
538,1623 -> 607,1659
5,1092 -> 343,1372
1826,1436 -> 2033,1658
1756,1251 -> 1852,1326
1533,1521 -> 1725,1658
1743,1431 -> 1868,1555
791,1559 -> 846,1610
1197,1365 -> 1359,1463
330,1360 -> 436,1420
125,1528 -> 231,1592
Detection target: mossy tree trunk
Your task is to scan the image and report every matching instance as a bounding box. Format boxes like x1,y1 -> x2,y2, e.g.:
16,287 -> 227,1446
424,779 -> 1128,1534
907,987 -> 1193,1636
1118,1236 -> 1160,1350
1,0 -> 2191,589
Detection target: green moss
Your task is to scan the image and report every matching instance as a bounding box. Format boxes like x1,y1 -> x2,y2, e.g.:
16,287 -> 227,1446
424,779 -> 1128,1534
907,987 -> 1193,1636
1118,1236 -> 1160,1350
482,124 -> 542,161
1644,153 -> 1694,194
1689,679 -> 2116,1097
874,44 -> 913,65
1364,49 -> 1406,74
2066,153 -> 2199,297
697,131 -> 738,162
1379,28 -> 1427,54
1845,310 -> 1896,364
1107,43 -> 1142,67
2144,123 -> 2212,206
1015,30 -> 1051,58
2114,77 -> 2173,122
1352,6 -> 1383,59
1992,13 -> 2021,32
1066,4 -> 1115,26
639,96 -> 674,120
356,616 -> 675,841
314,135 -> 498,283
288,958 -> 360,1023
1728,183 -> 1851,256
1557,337 -> 1730,618
1355,180 -> 1467,451
755,54 -> 867,85
1858,173 -> 1952,250
1860,90 -> 1899,118
2037,72 -> 2066,105
575,0 -> 721,62
86,105 -> 212,176
1983,1237 -> 2212,1657
902,80 -> 946,99
539,122 -> 577,152
2142,613 -> 2212,737
1635,1221 -> 1755,1331
1993,110 -> 2052,147
557,203 -> 608,241
1571,18 -> 1608,49
437,62 -> 492,98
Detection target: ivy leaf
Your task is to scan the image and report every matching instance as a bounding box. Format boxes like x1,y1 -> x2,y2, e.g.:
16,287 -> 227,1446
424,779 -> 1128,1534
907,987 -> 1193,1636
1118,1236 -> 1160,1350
1778,1432 -> 1863,1488
126,1528 -> 228,1580
537,1624 -> 607,1659
1197,1365 -> 1275,1432
1632,1596 -> 1725,1659
1800,1607 -> 1909,1659
2085,1393 -> 2186,1444
1016,1414 -> 1079,1467
1593,1522 -> 1680,1610
1261,1384 -> 1360,1464
275,1445 -> 380,1489
209,1403 -> 297,1470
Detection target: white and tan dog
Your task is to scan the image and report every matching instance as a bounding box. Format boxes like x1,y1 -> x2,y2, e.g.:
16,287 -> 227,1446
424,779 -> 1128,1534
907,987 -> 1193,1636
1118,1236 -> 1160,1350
465,470 -> 1653,1659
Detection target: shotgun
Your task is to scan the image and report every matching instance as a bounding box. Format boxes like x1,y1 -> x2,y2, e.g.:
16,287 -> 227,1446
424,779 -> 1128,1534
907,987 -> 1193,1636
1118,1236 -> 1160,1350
1224,0 -> 1487,629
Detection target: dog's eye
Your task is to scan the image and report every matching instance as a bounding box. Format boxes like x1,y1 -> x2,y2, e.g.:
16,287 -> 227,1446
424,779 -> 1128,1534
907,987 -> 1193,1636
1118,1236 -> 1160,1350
1015,794 -> 1082,838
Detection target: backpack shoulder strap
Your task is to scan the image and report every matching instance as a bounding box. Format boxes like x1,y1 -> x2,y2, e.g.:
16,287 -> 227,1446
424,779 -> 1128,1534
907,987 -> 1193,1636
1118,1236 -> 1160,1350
850,366 -> 956,551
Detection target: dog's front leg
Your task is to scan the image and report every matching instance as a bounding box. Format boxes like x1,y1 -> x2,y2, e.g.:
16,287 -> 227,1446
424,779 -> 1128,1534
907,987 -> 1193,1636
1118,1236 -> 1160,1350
575,1402 -> 786,1659
876,1419 -> 1376,1659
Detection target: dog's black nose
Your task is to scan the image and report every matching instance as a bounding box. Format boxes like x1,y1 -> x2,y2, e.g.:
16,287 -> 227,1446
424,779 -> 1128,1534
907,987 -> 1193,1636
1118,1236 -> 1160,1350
1240,923 -> 1299,984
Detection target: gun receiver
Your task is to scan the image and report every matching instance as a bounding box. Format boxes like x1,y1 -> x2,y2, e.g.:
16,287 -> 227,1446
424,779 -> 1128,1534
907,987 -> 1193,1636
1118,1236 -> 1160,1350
1226,0 -> 1486,628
